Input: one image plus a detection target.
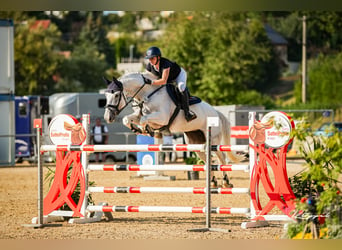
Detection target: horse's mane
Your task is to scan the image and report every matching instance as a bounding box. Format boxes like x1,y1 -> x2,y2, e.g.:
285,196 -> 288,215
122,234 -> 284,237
118,72 -> 141,81
119,71 -> 157,83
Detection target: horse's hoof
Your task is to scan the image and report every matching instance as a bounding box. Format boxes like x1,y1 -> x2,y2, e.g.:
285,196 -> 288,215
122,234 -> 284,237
154,132 -> 162,139
211,176 -> 218,188
210,182 -> 218,188
222,174 -> 233,188
222,182 -> 234,188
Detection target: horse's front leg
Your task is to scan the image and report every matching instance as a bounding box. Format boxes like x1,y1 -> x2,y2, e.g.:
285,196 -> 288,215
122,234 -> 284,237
140,111 -> 169,129
123,112 -> 140,128
123,113 -> 145,134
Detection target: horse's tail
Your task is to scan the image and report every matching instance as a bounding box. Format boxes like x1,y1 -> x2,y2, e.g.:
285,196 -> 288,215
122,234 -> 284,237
218,111 -> 244,163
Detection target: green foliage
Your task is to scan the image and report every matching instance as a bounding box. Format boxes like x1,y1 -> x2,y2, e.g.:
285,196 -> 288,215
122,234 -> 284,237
236,90 -> 276,109
56,37 -> 108,92
160,12 -> 280,106
294,52 -> 342,106
9,12 -> 115,95
307,53 -> 342,106
286,119 -> 342,239
285,222 -> 305,239
14,19 -> 63,95
267,11 -> 342,58
304,11 -> 342,52
117,12 -> 138,33
113,35 -> 141,65
54,13 -> 112,92
6,10 -> 342,105
78,12 -> 115,67
184,154 -> 205,165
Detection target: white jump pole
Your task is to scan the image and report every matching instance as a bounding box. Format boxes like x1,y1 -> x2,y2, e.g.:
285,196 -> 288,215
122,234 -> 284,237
80,114 -> 90,217
87,186 -> 250,194
87,164 -> 249,172
40,144 -> 249,152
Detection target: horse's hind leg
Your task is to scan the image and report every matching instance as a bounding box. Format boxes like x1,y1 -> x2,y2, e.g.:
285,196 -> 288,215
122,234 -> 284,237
192,151 -> 218,188
215,151 -> 233,188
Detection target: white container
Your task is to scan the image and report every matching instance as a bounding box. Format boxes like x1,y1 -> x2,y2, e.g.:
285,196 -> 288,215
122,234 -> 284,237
0,95 -> 15,166
0,19 -> 15,166
0,19 -> 14,94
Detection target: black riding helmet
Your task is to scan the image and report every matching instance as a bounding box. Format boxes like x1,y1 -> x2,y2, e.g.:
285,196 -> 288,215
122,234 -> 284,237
145,46 -> 161,59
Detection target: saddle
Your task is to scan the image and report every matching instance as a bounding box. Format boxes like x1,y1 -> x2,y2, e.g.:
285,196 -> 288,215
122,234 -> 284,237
165,84 -> 201,109
135,84 -> 202,137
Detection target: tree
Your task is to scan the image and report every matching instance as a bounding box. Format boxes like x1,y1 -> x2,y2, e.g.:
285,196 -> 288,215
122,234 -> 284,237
56,21 -> 108,92
117,12 -> 138,33
160,12 -> 279,106
78,12 -> 116,67
267,11 -> 342,59
113,35 -> 141,65
294,53 -> 342,107
14,18 -> 63,96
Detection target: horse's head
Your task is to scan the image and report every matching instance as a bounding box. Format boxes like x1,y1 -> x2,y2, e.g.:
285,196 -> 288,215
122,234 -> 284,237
103,76 -> 126,123
103,73 -> 154,123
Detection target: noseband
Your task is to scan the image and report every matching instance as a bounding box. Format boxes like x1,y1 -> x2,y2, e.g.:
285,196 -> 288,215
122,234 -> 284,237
104,89 -> 126,115
105,75 -> 147,116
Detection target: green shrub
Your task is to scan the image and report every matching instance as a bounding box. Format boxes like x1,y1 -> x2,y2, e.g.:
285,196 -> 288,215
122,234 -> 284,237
285,119 -> 342,239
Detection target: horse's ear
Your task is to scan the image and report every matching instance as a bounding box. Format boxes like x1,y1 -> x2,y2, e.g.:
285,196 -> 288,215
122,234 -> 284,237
102,76 -> 111,85
113,77 -> 123,90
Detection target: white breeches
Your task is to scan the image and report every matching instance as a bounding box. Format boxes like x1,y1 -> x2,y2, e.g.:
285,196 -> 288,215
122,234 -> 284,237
175,67 -> 187,92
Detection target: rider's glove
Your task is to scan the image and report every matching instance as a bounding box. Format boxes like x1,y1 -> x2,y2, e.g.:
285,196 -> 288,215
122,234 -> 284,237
142,75 -> 152,84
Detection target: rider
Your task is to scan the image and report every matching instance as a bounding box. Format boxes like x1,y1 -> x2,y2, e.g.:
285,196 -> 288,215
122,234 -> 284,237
144,46 -> 197,122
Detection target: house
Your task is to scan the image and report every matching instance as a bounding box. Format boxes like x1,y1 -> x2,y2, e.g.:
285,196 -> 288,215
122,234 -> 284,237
264,24 -> 288,68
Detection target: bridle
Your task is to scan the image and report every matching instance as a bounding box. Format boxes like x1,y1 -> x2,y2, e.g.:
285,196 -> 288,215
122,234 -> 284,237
104,75 -> 147,116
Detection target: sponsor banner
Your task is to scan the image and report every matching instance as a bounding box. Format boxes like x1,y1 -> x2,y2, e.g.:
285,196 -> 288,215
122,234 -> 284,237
48,114 -> 86,145
261,111 -> 294,148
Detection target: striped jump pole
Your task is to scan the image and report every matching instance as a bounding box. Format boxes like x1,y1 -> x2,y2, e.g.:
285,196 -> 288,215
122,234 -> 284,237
88,186 -> 250,194
40,144 -> 249,153
86,205 -> 250,215
87,164 -> 249,172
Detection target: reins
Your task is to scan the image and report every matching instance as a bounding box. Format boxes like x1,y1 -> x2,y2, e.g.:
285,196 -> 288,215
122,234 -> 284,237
105,78 -> 148,115
105,74 -> 176,135
115,76 -> 166,115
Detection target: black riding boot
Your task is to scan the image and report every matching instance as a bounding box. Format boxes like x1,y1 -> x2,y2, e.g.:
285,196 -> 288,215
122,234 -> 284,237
181,91 -> 197,122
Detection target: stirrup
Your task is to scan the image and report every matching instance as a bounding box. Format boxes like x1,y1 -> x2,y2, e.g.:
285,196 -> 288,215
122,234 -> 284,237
185,111 -> 197,122
145,125 -> 155,137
